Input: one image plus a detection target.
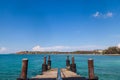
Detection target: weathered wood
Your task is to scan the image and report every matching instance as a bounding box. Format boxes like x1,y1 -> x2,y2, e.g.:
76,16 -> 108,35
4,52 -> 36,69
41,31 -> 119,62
29,78 -> 56,80
17,78 -> 56,80
42,57 -> 48,72
35,68 -> 58,79
47,55 -> 51,70
87,77 -> 98,80
88,59 -> 94,79
44,56 -> 46,64
20,58 -> 28,79
72,56 -> 74,64
31,68 -> 88,80
66,56 -> 70,69
17,57 -> 98,80
62,77 -> 87,80
70,56 -> 76,72
61,69 -> 88,80
61,69 -> 80,78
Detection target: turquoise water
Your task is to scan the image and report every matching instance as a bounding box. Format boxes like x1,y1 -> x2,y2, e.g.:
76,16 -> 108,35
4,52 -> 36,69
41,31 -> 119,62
0,54 -> 120,80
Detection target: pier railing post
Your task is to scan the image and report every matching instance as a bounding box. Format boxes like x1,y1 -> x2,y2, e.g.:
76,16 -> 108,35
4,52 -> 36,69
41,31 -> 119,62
88,59 -> 94,79
70,56 -> 76,73
44,56 -> 46,64
20,58 -> 28,80
42,56 -> 48,72
47,55 -> 51,70
66,56 -> 70,70
88,59 -> 98,80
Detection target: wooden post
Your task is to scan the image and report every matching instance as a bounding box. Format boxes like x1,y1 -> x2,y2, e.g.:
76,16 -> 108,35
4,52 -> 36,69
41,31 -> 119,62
44,56 -> 46,64
88,58 -> 95,80
21,58 -> 28,80
48,55 -> 50,60
66,56 -> 70,66
70,56 -> 76,73
72,56 -> 74,64
42,56 -> 48,72
47,55 -> 51,70
66,56 -> 70,70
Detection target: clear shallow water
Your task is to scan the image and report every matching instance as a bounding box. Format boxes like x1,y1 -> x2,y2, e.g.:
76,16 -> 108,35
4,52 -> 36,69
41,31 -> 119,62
0,54 -> 120,80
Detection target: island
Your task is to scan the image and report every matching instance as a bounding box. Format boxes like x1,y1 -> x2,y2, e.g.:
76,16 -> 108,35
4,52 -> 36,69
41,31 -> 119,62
16,46 -> 120,55
16,50 -> 101,54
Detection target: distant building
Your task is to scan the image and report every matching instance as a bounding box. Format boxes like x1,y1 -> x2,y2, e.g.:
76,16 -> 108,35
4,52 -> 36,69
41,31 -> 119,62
94,49 -> 103,53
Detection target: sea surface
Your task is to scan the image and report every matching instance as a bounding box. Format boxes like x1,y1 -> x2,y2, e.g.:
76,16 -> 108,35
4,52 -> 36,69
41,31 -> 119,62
0,54 -> 120,80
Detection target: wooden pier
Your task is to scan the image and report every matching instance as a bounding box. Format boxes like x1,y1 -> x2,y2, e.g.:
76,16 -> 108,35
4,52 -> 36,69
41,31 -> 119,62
17,56 -> 98,80
35,68 -> 58,79
61,68 -> 80,78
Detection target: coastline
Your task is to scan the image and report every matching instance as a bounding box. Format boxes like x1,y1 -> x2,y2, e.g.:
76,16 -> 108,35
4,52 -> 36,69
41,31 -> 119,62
15,52 -> 120,56
102,54 -> 120,56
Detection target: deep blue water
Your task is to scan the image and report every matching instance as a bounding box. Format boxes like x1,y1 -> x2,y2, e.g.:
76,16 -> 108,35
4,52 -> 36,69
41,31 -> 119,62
0,54 -> 120,80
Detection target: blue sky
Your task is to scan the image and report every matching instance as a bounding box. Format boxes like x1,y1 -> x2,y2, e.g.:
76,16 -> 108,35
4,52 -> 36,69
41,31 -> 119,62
0,0 -> 120,53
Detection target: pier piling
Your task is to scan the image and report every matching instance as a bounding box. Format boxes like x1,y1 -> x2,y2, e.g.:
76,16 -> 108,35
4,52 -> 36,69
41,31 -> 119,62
20,58 -> 28,80
88,59 -> 98,80
66,56 -> 70,70
70,56 -> 76,73
72,56 -> 75,64
44,56 -> 46,64
17,57 -> 98,80
47,55 -> 51,70
42,56 -> 48,72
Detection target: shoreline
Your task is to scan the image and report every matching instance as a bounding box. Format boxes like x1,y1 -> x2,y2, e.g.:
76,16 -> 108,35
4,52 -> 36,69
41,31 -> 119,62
1,53 -> 120,56
15,53 -> 120,56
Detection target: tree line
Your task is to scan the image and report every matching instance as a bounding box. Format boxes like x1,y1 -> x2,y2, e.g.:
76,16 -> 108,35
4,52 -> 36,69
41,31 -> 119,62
103,46 -> 120,54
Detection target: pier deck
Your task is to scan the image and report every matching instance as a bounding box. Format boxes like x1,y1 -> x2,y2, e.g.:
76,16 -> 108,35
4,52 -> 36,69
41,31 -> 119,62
34,68 -> 80,79
33,68 -> 87,80
17,56 -> 98,80
35,68 -> 58,79
61,68 -> 80,78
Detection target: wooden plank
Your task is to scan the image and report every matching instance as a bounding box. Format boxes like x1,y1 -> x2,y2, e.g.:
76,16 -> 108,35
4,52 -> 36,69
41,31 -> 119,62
18,68 -> 90,80
61,68 -> 80,78
34,68 -> 58,79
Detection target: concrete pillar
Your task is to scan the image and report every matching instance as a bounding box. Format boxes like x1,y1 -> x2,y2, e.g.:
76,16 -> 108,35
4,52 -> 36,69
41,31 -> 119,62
21,58 -> 28,79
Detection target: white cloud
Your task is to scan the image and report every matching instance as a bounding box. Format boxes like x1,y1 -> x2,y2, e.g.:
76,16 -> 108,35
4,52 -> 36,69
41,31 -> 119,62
106,12 -> 113,17
93,11 -> 100,17
93,11 -> 113,18
32,45 -> 105,51
117,44 -> 120,48
32,45 -> 70,51
0,47 -> 7,53
32,45 -> 45,51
